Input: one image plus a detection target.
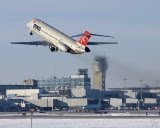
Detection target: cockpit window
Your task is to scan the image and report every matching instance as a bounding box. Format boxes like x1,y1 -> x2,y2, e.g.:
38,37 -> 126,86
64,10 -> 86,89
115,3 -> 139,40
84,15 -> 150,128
33,24 -> 41,31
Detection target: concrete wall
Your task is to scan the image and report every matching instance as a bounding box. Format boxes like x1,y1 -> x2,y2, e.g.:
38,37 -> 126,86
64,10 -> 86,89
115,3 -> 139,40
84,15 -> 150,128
144,98 -> 157,104
0,95 -> 4,99
26,99 -> 53,108
149,89 -> 160,93
41,96 -> 87,107
93,62 -> 103,90
41,96 -> 66,101
64,98 -> 87,107
71,88 -> 86,97
110,98 -> 122,108
125,90 -> 137,98
126,98 -> 138,104
6,89 -> 39,100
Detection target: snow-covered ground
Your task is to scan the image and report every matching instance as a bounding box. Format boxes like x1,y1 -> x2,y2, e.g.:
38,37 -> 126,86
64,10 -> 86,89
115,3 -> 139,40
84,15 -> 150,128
0,118 -> 160,128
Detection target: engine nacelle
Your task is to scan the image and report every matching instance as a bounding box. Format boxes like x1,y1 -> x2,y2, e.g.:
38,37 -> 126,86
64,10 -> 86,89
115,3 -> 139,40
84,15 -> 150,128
57,43 -> 68,52
85,47 -> 90,52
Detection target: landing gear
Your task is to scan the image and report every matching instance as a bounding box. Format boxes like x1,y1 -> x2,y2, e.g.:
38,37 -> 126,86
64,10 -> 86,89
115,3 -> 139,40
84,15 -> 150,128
30,31 -> 33,35
49,46 -> 58,52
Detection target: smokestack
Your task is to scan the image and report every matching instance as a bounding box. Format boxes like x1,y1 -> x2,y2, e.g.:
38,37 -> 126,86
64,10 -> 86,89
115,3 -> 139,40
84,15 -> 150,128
93,56 -> 108,91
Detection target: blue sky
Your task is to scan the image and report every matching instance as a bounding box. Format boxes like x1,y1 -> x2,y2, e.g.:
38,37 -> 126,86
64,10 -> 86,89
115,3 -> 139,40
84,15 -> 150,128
0,0 -> 160,88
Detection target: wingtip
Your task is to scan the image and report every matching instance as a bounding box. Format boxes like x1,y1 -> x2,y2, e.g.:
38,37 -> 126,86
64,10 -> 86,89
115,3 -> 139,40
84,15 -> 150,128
113,42 -> 118,44
11,42 -> 16,44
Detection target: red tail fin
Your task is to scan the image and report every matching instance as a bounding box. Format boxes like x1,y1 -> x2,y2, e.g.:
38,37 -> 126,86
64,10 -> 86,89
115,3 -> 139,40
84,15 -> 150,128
78,31 -> 91,46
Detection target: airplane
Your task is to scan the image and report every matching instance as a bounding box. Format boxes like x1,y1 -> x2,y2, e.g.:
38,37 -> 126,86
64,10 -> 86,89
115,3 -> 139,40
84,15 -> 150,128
11,19 -> 118,54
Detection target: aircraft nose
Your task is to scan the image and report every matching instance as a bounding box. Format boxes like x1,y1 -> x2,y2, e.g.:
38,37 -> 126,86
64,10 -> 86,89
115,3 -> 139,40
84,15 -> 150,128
27,22 -> 32,29
27,22 -> 30,29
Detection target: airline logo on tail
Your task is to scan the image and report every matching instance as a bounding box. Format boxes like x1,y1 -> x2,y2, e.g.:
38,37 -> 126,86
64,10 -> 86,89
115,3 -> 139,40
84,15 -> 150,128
79,31 -> 91,46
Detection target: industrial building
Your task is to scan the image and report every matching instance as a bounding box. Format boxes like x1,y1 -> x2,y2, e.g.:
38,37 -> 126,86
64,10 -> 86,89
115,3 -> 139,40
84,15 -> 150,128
6,89 -> 40,100
24,69 -> 91,93
0,84 -> 35,95
1,84 -> 160,111
1,67 -> 160,111
1,54 -> 160,112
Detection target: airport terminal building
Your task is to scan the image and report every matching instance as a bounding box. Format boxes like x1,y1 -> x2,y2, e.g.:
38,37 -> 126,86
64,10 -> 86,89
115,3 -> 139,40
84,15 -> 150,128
0,85 -> 35,95
1,68 -> 160,111
24,69 -> 91,92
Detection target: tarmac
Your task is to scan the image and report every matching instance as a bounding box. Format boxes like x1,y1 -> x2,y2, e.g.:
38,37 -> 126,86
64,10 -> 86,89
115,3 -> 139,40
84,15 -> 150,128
0,110 -> 160,119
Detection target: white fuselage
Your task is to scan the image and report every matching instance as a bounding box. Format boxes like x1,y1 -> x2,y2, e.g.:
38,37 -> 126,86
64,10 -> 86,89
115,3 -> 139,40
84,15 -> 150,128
27,19 -> 86,54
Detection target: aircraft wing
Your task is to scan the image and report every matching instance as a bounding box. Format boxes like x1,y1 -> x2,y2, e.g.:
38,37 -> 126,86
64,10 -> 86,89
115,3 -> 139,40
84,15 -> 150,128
11,41 -> 49,46
88,42 -> 118,45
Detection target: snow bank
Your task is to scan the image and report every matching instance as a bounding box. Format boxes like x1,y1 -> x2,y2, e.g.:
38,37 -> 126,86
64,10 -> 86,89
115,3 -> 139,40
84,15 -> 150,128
0,118 -> 160,128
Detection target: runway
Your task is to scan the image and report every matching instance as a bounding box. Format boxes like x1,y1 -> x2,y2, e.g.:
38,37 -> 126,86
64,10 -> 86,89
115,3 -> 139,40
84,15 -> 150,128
0,111 -> 160,119
0,116 -> 160,119
0,111 -> 160,128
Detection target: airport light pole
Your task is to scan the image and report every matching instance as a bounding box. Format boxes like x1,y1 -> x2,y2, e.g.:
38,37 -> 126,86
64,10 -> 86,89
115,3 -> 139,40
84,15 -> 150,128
30,109 -> 34,128
122,78 -> 127,107
139,80 -> 144,110
140,80 -> 144,101
123,78 -> 127,89
156,80 -> 159,87
31,113 -> 32,128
